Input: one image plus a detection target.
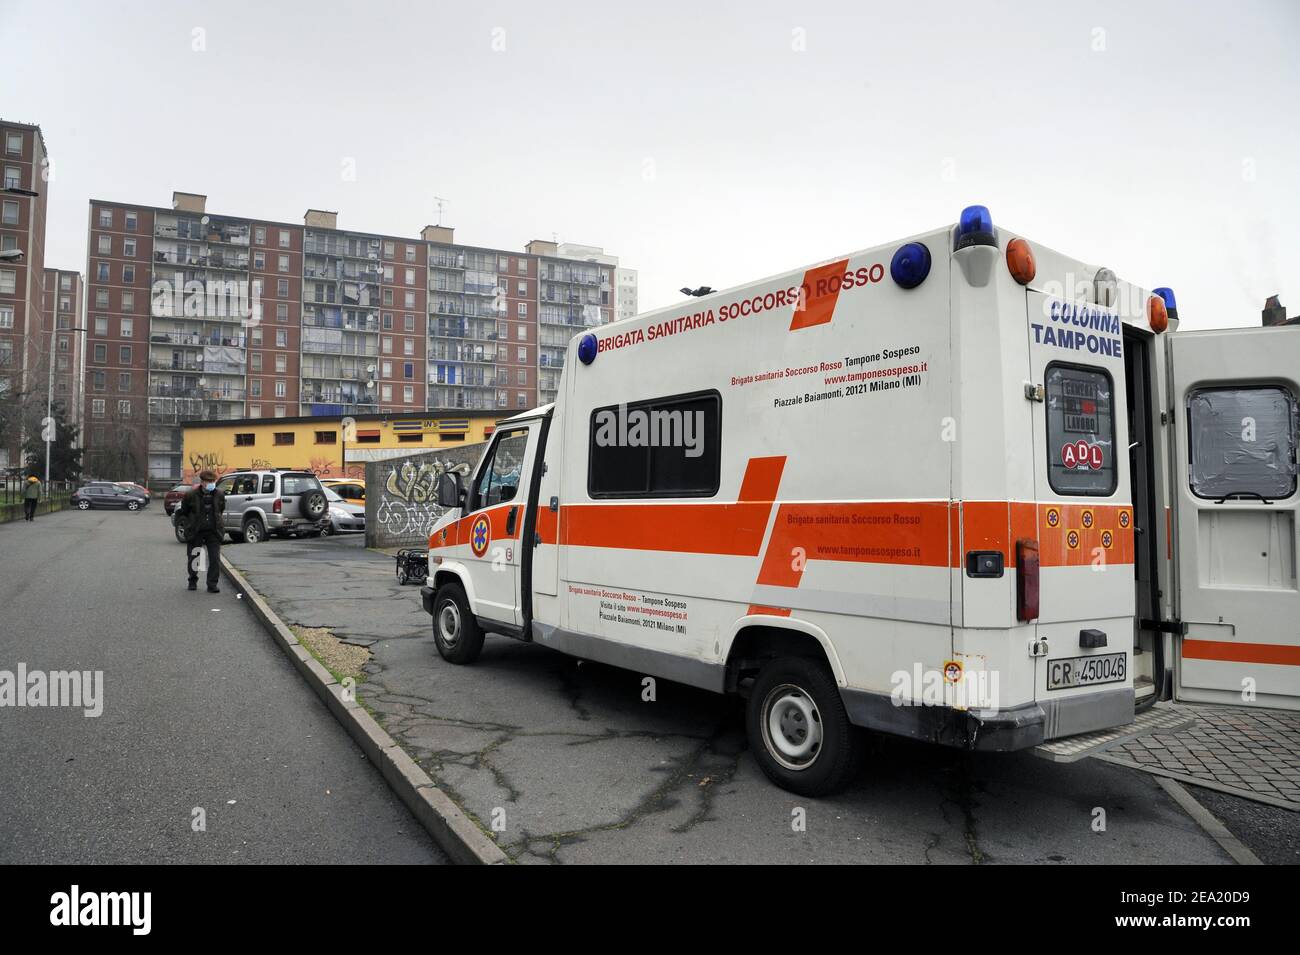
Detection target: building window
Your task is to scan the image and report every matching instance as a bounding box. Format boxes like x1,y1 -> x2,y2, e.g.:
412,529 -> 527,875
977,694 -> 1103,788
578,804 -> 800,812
403,362 -> 414,379
277,253 -> 289,273
2,200 -> 20,225
124,239 -> 136,258
98,235 -> 111,254
97,263 -> 109,282
517,347 -> 526,362
120,318 -> 133,337
275,329 -> 286,348
92,399 -> 105,417
118,399 -> 131,415
517,324 -> 528,340
272,432 -> 294,446
275,354 -> 286,373
253,251 -> 265,270
60,274 -> 72,291
121,290 -> 134,311
405,245 -> 416,263
92,371 -> 105,391
276,279 -> 288,297
381,360 -> 392,378
404,268 -> 415,285
125,212 -> 137,232
0,271 -> 14,295
277,303 -> 288,323
255,226 -> 266,244
517,369 -> 527,385
404,290 -> 416,309
275,380 -> 286,398
98,208 -> 112,228
251,353 -> 262,372
118,372 -> 131,391
250,380 -> 262,397
278,230 -> 290,249
517,392 -> 527,408
248,404 -> 261,417
275,405 -> 286,418
403,385 -> 415,403
0,306 -> 11,328
404,313 -> 415,332
119,345 -> 131,363
398,432 -> 421,443
380,384 -> 392,402
403,338 -> 415,356
93,344 -> 107,363
382,336 -> 392,354
517,260 -> 528,275
94,316 -> 108,335
95,290 -> 108,307
315,430 -> 337,444
517,302 -> 527,317
2,165 -> 18,189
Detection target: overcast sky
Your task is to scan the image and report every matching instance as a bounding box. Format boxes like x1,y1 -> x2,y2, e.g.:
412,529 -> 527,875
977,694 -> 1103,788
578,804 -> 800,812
3,0 -> 1297,328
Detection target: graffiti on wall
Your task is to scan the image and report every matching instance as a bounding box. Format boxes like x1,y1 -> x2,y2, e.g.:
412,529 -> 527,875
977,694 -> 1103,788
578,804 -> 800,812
372,457 -> 473,543
185,451 -> 227,480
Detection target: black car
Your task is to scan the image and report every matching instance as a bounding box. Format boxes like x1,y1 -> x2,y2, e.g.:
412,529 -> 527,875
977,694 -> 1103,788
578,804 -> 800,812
72,483 -> 150,511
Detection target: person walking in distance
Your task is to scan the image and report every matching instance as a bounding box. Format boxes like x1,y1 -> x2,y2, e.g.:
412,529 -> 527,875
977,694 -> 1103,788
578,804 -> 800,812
22,476 -> 40,522
178,468 -> 225,593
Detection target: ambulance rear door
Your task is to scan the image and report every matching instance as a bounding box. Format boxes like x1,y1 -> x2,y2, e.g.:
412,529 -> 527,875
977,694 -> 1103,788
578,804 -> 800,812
1026,291 -> 1137,730
1167,325 -> 1300,710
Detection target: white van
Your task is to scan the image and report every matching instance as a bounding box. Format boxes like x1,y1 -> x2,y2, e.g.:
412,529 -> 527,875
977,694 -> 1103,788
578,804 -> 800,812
421,206 -> 1300,795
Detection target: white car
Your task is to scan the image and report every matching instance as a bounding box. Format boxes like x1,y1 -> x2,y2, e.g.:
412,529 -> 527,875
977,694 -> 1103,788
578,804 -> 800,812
322,486 -> 365,535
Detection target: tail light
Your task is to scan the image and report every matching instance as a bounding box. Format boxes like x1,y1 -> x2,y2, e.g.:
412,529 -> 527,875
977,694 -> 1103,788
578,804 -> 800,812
1016,539 -> 1040,621
272,498 -> 282,514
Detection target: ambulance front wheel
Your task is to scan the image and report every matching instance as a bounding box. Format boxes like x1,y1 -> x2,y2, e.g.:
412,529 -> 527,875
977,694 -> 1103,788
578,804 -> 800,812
432,582 -> 484,664
747,657 -> 863,797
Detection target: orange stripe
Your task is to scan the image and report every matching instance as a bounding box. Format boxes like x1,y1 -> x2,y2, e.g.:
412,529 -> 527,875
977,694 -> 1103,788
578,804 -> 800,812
746,605 -> 792,617
788,259 -> 849,330
1184,639 -> 1300,666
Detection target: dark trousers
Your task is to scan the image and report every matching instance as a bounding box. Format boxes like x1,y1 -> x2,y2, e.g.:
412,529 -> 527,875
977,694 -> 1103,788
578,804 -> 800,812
186,533 -> 221,588
23,499 -> 37,521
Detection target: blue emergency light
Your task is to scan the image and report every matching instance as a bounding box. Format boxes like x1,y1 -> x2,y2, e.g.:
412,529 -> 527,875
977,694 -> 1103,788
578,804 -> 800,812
578,333 -> 598,365
890,242 -> 932,289
955,204 -> 996,250
1152,287 -> 1176,310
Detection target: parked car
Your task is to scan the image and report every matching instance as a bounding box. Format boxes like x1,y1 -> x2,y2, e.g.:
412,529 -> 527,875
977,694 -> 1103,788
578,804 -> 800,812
116,481 -> 152,501
322,486 -> 366,535
218,469 -> 329,543
321,478 -> 366,504
163,482 -> 196,515
72,484 -> 150,511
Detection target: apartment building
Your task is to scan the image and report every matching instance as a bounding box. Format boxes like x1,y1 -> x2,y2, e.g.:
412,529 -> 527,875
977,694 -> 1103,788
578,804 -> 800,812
0,120 -> 50,471
83,192 -> 621,483
41,268 -> 86,434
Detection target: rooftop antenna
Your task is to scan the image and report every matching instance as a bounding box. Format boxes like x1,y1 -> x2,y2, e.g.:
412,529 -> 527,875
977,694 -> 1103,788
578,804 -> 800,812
434,196 -> 449,227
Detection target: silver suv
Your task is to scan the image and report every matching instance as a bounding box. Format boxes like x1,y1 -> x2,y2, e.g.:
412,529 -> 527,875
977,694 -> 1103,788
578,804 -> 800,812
218,469 -> 330,543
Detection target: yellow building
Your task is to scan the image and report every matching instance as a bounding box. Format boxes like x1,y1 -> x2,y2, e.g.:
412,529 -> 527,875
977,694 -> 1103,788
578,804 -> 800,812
181,412 -> 500,481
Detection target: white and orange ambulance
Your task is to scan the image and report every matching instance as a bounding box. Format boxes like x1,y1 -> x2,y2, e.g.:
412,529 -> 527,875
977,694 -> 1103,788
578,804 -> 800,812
421,205 -> 1300,795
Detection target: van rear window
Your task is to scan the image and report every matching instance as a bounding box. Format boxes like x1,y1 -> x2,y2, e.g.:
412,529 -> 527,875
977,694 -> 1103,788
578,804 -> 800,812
589,391 -> 721,498
1187,387 -> 1298,500
1045,363 -> 1117,496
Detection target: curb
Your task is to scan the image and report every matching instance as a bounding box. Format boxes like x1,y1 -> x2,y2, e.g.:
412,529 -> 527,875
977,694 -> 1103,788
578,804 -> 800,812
220,554 -> 509,865
1154,777 -> 1263,865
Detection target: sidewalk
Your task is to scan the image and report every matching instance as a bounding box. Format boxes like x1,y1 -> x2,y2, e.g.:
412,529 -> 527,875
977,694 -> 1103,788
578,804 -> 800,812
223,534 -> 1248,864
1096,705 -> 1300,811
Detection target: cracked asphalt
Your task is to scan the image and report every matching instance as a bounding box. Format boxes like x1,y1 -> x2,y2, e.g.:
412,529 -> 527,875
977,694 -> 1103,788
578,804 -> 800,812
0,509 -> 445,864
226,534 -> 1239,864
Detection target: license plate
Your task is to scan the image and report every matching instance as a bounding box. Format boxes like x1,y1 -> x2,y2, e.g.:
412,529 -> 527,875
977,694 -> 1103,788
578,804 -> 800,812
1046,652 -> 1126,690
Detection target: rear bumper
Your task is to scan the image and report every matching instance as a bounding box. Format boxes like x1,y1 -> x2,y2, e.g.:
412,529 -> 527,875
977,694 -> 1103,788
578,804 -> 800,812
840,686 -> 1135,751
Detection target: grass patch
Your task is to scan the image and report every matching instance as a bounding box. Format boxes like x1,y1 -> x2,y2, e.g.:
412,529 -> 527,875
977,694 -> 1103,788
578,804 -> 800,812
289,624 -> 371,685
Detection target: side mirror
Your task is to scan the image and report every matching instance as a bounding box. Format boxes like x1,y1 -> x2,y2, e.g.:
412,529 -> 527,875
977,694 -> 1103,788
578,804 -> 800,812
437,471 -> 464,509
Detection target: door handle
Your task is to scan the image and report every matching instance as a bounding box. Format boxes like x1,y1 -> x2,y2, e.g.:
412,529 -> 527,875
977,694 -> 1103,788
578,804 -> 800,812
506,506 -> 518,536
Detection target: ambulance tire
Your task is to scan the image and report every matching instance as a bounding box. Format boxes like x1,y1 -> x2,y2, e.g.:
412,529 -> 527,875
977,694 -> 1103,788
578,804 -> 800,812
432,582 -> 484,664
747,657 -> 863,797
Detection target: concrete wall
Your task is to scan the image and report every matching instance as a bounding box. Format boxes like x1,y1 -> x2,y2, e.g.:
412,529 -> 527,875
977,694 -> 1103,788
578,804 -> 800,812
365,442 -> 486,548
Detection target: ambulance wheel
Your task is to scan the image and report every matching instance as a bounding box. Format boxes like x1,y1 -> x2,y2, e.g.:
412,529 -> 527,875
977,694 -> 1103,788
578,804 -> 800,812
747,657 -> 862,797
433,582 -> 484,664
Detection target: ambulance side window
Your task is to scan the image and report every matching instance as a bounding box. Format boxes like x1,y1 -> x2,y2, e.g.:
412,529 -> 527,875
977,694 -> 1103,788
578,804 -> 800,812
1187,386 -> 1298,500
588,390 -> 721,498
473,428 -> 529,510
1045,363 -> 1117,496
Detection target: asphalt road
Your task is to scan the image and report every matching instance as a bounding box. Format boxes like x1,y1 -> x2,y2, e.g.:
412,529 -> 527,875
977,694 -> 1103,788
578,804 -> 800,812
0,506 -> 445,864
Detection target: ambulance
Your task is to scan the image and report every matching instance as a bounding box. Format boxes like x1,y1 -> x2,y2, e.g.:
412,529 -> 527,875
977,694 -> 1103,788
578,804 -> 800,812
421,205 -> 1300,796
